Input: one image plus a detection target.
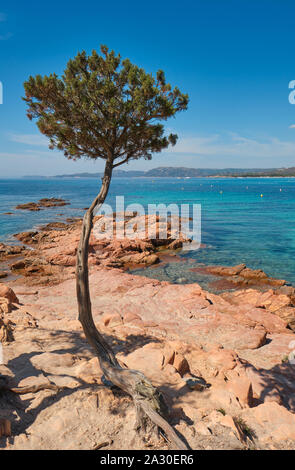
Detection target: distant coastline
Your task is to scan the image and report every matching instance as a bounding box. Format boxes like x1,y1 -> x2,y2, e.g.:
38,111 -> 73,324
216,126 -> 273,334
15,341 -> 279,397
22,165 -> 295,179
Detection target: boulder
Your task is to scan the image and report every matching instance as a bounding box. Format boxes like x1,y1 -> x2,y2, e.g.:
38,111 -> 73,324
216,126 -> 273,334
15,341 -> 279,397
172,352 -> 190,376
275,306 -> 295,330
225,372 -> 254,407
208,412 -> 245,442
10,260 -> 26,271
15,198 -> 69,211
46,253 -> 76,267
15,202 -> 41,211
207,264 -> 246,276
122,344 -> 165,377
0,285 -> 19,304
242,402 -> 295,444
204,264 -> 287,289
0,243 -> 26,256
14,231 -> 38,244
103,313 -> 123,328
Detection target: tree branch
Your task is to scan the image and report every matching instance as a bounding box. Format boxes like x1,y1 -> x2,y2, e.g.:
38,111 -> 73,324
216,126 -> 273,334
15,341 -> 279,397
112,157 -> 130,168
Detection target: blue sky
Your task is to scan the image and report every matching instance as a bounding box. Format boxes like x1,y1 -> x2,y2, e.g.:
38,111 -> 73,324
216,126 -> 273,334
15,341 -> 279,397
0,0 -> 295,176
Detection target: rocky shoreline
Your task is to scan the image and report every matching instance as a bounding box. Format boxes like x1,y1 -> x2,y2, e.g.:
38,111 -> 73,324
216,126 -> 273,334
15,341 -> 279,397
1,214 -> 295,450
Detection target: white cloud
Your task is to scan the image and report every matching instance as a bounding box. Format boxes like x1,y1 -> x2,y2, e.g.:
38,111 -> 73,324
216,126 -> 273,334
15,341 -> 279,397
289,124 -> 295,129
11,131 -> 295,160
9,133 -> 49,146
169,132 -> 295,159
3,130 -> 295,175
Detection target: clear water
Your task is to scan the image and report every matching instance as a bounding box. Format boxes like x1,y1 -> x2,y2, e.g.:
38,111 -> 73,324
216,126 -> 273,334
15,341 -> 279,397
0,177 -> 295,287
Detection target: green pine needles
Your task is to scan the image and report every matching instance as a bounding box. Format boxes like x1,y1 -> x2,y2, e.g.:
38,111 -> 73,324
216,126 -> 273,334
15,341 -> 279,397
23,45 -> 189,167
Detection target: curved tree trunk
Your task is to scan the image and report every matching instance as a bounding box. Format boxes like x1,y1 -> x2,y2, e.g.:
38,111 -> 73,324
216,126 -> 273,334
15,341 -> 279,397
76,158 -> 188,450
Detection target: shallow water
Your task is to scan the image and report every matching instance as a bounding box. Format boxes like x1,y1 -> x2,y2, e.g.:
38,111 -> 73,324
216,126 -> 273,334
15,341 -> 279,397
1,176 -> 295,288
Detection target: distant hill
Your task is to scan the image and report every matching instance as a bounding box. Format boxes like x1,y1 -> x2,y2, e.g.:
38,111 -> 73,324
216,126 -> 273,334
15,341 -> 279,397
23,166 -> 295,179
51,170 -> 145,178
235,167 -> 295,177
52,167 -> 277,178
143,167 -> 276,177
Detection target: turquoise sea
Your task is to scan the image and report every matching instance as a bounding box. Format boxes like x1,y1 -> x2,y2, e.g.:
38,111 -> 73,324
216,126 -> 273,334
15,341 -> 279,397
1,177 -> 295,288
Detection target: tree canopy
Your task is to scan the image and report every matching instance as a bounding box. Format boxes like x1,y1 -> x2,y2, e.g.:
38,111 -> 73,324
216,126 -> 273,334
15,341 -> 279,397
23,45 -> 189,167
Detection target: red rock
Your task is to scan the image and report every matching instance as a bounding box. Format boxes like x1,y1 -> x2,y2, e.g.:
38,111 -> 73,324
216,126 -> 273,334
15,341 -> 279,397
239,307 -> 288,334
222,289 -> 265,307
10,260 -> 26,270
163,363 -> 180,377
15,202 -> 41,211
75,357 -> 101,383
218,415 -> 245,442
194,421 -> 212,436
225,372 -> 254,407
3,214 -> 295,450
245,366 -> 282,405
242,402 -> 295,443
15,198 -> 69,211
172,352 -> 190,376
14,231 -> 38,244
103,313 -> 123,327
207,348 -> 238,372
241,268 -> 267,280
163,344 -> 176,367
274,306 -> 295,330
167,240 -> 183,250
208,387 -> 242,411
220,327 -> 267,350
205,264 -> 286,289
206,264 -> 246,276
0,285 -> 19,304
190,323 -> 268,351
46,254 -> 76,266
122,312 -> 142,324
267,294 -> 291,312
122,344 -> 164,377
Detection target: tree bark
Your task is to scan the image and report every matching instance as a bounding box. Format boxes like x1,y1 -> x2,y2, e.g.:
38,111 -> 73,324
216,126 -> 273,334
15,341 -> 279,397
76,158 -> 188,450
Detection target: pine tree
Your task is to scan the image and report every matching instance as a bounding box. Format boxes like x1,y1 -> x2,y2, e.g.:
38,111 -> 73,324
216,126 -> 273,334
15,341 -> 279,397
23,45 -> 189,449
